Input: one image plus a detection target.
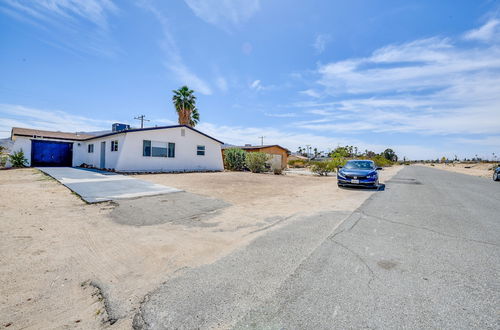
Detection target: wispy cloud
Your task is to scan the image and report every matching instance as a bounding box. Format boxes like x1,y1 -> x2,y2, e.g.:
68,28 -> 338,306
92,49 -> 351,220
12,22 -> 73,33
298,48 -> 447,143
184,0 -> 260,30
264,112 -> 298,118
138,1 -> 212,95
301,21 -> 500,136
0,104 -> 113,137
300,89 -> 321,98
313,33 -> 330,54
464,18 -> 500,42
0,0 -> 120,56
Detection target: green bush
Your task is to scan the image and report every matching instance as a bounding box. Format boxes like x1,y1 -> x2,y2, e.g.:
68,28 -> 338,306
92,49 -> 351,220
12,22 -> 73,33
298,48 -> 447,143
245,152 -> 269,173
224,148 -> 246,171
288,159 -> 310,168
310,161 -> 333,176
372,155 -> 393,167
9,149 -> 28,167
0,154 -> 8,167
329,156 -> 347,170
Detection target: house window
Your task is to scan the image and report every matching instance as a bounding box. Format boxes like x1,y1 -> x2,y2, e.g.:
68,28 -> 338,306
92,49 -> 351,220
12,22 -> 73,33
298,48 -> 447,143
168,143 -> 175,158
152,141 -> 168,157
197,145 -> 205,156
88,144 -> 94,153
111,140 -> 118,152
142,140 -> 175,157
143,140 -> 151,156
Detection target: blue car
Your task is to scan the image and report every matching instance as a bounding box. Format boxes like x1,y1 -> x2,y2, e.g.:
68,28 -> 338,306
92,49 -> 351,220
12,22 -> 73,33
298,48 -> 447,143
494,166 -> 500,181
337,160 -> 382,188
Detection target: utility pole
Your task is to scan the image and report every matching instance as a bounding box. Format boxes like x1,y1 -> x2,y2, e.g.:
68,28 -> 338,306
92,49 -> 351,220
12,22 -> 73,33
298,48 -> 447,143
134,115 -> 150,129
258,136 -> 265,146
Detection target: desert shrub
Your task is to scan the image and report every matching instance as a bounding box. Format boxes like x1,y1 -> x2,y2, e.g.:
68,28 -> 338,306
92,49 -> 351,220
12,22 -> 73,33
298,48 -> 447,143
245,152 -> 269,173
0,154 -> 8,167
288,159 -> 309,168
224,148 -> 246,171
310,161 -> 333,176
372,155 -> 393,167
9,149 -> 28,167
273,167 -> 283,175
329,156 -> 347,170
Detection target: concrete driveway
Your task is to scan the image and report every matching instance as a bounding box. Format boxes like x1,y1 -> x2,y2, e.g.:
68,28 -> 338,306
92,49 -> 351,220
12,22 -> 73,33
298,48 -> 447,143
38,167 -> 181,203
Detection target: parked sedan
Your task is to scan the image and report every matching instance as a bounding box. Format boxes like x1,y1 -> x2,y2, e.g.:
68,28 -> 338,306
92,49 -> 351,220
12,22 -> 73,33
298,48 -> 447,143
493,166 -> 500,181
337,160 -> 382,188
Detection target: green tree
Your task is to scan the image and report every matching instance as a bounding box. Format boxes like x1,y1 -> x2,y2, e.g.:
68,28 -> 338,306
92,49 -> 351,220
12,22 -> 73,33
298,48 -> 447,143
245,152 -> 269,173
382,148 -> 398,162
172,85 -> 199,127
223,148 -> 246,171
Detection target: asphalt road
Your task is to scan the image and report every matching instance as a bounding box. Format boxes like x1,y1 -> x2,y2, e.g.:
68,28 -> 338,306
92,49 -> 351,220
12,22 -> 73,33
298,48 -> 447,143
134,166 -> 500,329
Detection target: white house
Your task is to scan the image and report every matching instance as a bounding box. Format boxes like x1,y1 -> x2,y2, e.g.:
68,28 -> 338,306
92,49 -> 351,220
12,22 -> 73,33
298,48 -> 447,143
9,125 -> 224,172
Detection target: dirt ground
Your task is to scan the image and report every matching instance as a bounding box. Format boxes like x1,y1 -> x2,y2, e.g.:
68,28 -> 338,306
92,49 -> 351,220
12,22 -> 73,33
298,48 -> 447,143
1,166 -> 401,329
417,162 -> 497,179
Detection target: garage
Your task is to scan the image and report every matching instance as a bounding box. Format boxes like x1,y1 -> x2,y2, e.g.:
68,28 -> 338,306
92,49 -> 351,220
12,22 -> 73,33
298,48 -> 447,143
31,140 -> 73,167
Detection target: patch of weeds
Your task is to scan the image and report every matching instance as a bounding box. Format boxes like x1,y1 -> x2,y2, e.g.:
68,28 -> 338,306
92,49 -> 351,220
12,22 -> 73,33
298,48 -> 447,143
36,170 -> 56,181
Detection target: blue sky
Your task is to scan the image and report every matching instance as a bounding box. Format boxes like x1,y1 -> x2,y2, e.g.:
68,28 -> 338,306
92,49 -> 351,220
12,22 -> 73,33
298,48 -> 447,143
1,0 -> 500,160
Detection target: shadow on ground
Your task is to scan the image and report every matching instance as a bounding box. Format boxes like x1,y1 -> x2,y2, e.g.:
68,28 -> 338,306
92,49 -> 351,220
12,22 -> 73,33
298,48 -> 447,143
109,192 -> 230,227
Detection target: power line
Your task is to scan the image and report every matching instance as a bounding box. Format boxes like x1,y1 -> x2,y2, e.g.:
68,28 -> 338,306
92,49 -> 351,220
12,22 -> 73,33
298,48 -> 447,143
134,115 -> 150,129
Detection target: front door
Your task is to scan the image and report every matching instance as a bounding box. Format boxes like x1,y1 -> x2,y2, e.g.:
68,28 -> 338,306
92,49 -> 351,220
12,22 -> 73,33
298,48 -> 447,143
100,141 -> 106,169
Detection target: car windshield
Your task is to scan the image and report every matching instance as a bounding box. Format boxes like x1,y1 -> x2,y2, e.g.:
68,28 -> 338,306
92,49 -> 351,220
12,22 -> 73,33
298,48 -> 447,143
344,161 -> 375,170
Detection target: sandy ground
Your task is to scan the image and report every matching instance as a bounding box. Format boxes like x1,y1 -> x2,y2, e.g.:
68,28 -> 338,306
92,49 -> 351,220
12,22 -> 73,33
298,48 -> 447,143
1,166 -> 401,329
417,162 -> 497,179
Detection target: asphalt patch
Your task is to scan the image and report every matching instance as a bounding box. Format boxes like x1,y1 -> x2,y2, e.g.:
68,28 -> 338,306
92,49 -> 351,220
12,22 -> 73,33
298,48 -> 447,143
109,192 -> 230,226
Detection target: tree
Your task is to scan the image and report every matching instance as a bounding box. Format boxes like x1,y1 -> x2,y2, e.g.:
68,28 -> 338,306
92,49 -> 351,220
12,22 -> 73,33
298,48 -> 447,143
382,148 -> 398,162
172,86 -> 199,127
223,148 -> 246,171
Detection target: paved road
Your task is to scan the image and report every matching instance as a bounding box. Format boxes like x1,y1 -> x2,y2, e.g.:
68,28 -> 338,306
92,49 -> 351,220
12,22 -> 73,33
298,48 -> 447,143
134,166 -> 500,329
38,167 -> 181,203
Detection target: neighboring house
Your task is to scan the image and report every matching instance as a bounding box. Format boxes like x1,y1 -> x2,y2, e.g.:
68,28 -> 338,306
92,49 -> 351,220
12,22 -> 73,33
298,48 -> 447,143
222,144 -> 290,169
9,125 -> 224,172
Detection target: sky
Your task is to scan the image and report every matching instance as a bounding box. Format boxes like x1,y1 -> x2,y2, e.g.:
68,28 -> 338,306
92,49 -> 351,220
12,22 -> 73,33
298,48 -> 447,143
1,0 -> 500,160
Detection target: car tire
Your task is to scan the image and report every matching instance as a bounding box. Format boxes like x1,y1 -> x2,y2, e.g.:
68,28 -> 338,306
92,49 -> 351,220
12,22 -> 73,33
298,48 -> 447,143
494,173 -> 499,181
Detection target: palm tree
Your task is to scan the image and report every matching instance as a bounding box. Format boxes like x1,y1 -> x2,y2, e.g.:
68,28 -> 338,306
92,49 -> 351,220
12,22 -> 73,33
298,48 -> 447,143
172,86 -> 199,127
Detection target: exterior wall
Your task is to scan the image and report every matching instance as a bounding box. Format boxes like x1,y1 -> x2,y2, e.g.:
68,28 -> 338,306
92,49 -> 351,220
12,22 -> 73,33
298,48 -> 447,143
78,135 -> 126,169
115,127 -> 223,172
10,136 -> 81,167
10,126 -> 223,172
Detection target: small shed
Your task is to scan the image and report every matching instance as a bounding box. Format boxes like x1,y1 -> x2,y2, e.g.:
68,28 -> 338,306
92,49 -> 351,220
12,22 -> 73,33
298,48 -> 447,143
222,145 -> 291,169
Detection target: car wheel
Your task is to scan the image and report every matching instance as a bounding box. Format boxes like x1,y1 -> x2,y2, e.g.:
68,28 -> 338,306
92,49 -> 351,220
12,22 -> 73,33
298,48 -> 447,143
494,173 -> 499,181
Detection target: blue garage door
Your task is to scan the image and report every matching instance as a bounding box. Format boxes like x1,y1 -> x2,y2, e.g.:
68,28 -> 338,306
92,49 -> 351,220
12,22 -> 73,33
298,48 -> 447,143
31,140 -> 73,167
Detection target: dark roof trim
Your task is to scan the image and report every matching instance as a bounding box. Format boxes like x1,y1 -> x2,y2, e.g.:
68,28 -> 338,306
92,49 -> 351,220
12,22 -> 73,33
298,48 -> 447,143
222,144 -> 291,153
84,125 -> 224,144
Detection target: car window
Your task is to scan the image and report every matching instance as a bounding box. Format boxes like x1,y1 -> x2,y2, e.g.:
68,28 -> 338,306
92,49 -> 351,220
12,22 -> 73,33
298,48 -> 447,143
344,161 -> 375,169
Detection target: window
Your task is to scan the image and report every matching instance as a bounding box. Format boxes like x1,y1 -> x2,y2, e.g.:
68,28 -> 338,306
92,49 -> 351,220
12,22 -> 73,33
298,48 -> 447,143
88,144 -> 94,153
152,141 -> 168,157
143,140 -> 175,157
111,140 -> 118,152
168,143 -> 175,158
143,140 -> 151,156
197,145 -> 205,156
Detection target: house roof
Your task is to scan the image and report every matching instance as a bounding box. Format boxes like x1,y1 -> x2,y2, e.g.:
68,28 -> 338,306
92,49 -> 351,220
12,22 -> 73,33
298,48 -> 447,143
222,144 -> 291,154
11,127 -> 95,141
11,125 -> 224,144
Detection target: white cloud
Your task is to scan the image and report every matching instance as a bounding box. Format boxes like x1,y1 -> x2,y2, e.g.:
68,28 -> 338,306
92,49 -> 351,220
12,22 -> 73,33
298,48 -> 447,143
0,104 -> 113,138
300,89 -> 321,98
184,0 -> 259,30
306,27 -> 500,136
250,79 -> 262,91
215,76 -> 228,92
464,19 -> 500,42
264,112 -> 298,118
313,34 -> 330,54
0,0 -> 119,56
139,2 -> 212,95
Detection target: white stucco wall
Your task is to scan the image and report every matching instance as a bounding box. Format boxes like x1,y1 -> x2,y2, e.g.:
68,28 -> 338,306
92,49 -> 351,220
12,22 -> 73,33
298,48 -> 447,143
9,126 -> 223,172
78,135 -> 126,169
115,127 -> 223,172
